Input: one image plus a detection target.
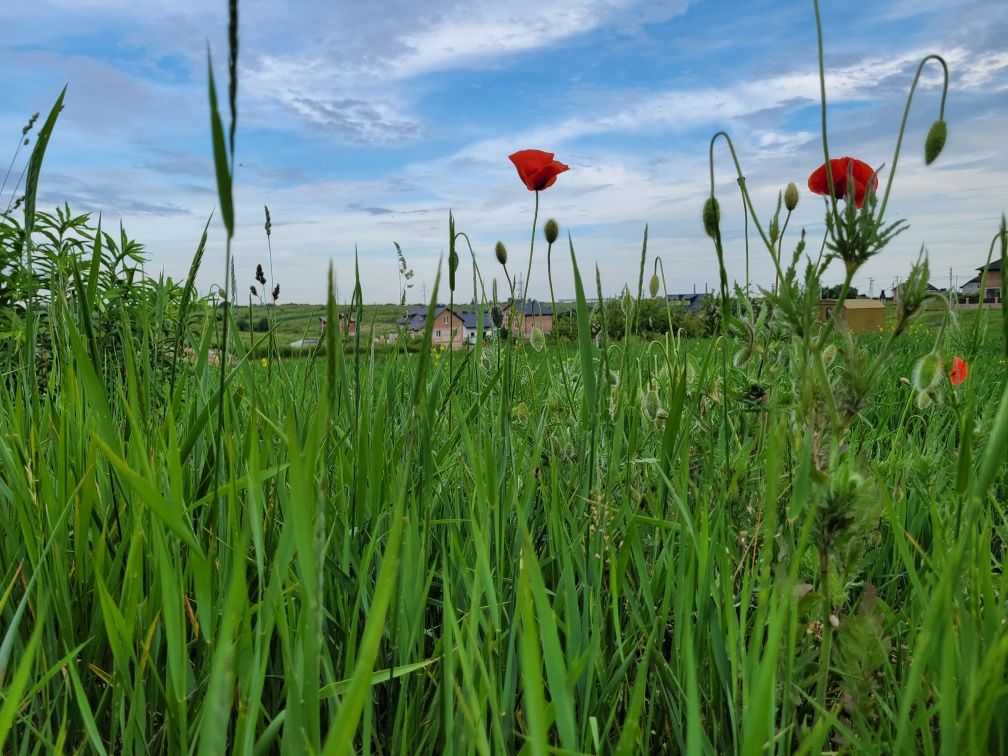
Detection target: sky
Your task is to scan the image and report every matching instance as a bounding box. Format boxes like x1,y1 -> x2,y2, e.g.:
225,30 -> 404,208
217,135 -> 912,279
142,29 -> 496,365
1,0 -> 1006,304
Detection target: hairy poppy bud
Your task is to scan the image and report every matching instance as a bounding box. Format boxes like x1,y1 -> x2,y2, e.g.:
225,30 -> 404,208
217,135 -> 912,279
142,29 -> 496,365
543,218 -> 559,245
491,305 -> 504,329
703,196 -> 720,239
621,286 -> 632,315
784,182 -> 799,212
924,119 -> 947,165
649,273 -> 660,299
912,350 -> 943,393
494,241 -> 508,266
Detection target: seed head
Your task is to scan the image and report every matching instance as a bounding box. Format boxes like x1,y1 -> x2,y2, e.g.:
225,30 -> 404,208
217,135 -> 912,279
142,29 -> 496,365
250,285 -> 258,296
543,218 -> 559,245
784,182 -> 800,212
491,305 -> 504,329
255,264 -> 266,285
530,327 -> 545,352
494,241 -> 508,266
703,196 -> 720,239
271,284 -> 280,301
924,119 -> 947,165
264,205 -> 272,237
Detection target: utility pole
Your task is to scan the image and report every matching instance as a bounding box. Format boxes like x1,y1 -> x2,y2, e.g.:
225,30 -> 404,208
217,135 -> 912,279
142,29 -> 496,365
869,277 -> 874,297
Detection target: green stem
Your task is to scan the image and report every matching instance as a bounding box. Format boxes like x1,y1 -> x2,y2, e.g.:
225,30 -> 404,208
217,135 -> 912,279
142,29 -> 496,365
877,54 -> 949,221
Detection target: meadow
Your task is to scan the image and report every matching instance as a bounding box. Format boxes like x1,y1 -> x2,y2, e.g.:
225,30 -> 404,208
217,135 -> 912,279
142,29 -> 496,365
1,1 -> 1008,754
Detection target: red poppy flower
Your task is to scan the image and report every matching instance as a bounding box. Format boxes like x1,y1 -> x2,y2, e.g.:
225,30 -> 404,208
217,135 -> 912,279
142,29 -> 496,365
949,355 -> 968,386
807,157 -> 878,209
508,149 -> 569,191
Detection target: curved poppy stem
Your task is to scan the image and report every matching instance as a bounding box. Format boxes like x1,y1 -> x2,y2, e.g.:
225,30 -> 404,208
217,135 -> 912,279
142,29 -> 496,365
454,231 -> 487,303
876,54 -> 949,220
708,131 -> 783,285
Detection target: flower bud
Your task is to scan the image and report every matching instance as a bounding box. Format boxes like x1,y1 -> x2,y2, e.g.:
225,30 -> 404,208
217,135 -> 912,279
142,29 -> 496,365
494,241 -> 508,266
911,350 -> 943,393
784,182 -> 799,211
649,273 -> 660,299
924,119 -> 947,165
703,196 -> 720,239
543,218 -> 559,245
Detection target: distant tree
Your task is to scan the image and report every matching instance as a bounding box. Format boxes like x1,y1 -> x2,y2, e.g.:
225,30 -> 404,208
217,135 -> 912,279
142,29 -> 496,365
821,284 -> 860,299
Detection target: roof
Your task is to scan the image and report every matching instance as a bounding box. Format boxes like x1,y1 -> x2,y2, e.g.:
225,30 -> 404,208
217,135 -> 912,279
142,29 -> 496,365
505,299 -> 553,316
666,292 -> 708,312
459,311 -> 492,329
841,299 -> 885,310
976,257 -> 1003,272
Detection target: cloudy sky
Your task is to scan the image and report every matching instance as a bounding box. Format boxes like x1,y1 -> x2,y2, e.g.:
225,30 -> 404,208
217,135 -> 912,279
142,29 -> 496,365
1,0 -> 1006,304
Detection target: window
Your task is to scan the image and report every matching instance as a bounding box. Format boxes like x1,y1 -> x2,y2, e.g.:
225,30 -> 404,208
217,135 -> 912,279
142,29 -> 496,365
435,329 -> 441,337
443,315 -> 449,324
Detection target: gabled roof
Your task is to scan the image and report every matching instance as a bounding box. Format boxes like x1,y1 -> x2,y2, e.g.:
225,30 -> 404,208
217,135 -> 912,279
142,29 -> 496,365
666,292 -> 708,312
976,258 -> 1003,272
505,299 -> 553,316
459,311 -> 492,329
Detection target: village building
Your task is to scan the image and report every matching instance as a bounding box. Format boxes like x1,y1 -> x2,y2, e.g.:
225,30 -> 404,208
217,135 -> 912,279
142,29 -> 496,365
960,257 -> 1002,302
816,298 -> 886,334
503,299 -> 553,339
666,292 -> 708,312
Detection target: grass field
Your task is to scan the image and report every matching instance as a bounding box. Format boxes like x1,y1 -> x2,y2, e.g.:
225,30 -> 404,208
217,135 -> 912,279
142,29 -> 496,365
1,0 -> 1007,753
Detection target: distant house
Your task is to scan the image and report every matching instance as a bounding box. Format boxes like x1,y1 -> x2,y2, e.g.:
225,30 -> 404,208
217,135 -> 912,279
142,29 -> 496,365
289,337 -> 320,349
503,299 -> 553,339
318,313 -> 357,335
892,282 -> 941,303
960,257 -> 1002,302
666,292 -> 708,312
399,305 -> 493,348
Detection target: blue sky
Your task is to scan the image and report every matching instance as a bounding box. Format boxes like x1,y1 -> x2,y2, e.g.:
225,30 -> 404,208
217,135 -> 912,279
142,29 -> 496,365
1,0 -> 1006,303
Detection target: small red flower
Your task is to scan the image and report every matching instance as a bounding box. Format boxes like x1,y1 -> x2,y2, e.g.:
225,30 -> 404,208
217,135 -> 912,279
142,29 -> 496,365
508,149 -> 569,191
807,157 -> 878,209
949,355 -> 968,386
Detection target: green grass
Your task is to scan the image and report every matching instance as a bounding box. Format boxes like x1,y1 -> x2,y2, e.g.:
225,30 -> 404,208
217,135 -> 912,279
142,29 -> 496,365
1,0 -> 1007,751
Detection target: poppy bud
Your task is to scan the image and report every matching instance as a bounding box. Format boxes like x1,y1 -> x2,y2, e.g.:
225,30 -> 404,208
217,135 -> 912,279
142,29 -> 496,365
621,286 -> 632,315
924,119 -> 947,165
494,241 -> 508,266
543,218 -> 559,245
784,182 -> 799,212
448,250 -> 459,292
649,273 -> 660,299
703,197 -> 720,239
491,305 -> 504,329
911,350 -> 943,393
